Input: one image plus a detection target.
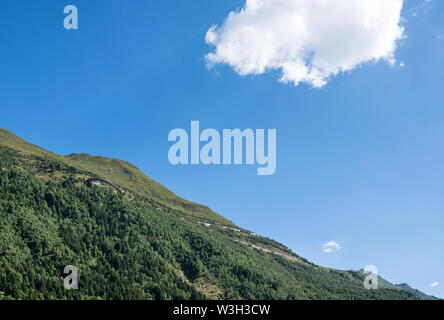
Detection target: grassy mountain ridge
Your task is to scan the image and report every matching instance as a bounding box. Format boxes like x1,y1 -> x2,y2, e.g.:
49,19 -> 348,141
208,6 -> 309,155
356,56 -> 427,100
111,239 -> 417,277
0,127 -> 429,300
0,127 -> 232,226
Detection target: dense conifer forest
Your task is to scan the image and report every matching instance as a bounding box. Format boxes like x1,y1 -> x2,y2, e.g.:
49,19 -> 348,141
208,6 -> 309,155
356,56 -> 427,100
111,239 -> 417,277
0,132 -> 422,300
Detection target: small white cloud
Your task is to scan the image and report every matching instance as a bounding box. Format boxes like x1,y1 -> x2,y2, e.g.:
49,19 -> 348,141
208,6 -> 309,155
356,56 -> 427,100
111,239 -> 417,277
430,282 -> 439,288
400,61 -> 405,67
322,241 -> 341,253
410,0 -> 432,18
205,0 -> 405,88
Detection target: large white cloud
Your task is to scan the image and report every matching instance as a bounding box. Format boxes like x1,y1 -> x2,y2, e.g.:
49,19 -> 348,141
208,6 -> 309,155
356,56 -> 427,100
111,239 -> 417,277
205,0 -> 405,87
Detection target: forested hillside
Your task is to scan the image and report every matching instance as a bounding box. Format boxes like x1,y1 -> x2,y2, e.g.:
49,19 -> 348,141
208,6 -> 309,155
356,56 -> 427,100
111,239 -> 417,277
0,129 -> 424,300
0,128 -> 231,225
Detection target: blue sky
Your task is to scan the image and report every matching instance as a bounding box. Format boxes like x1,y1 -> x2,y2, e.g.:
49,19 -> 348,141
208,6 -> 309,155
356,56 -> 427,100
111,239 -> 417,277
0,0 -> 443,298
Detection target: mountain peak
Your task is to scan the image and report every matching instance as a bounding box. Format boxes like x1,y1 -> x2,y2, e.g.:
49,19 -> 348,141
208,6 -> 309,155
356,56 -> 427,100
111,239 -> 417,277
0,126 -> 233,225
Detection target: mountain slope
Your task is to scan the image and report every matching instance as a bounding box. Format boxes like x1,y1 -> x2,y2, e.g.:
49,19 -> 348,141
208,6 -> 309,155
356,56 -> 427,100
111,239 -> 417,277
393,283 -> 438,300
0,128 -> 232,225
0,127 -> 428,300
355,270 -> 438,300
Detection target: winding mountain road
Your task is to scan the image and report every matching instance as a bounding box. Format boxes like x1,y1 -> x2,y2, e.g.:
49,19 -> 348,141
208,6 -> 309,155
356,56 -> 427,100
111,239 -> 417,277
85,177 -> 125,194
